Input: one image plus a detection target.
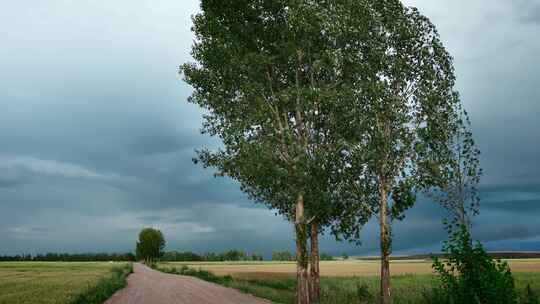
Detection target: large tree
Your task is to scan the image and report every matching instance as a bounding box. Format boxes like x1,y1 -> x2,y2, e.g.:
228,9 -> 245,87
338,2 -> 464,303
182,1 -> 380,303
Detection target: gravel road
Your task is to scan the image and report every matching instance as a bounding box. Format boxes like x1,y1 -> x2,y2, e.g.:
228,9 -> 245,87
104,263 -> 271,304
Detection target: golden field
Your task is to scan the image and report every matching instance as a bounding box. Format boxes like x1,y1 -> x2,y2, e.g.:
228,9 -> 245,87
0,262 -> 127,304
161,259 -> 540,278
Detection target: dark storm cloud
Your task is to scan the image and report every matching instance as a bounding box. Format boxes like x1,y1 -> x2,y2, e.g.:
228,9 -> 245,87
0,0 -> 539,256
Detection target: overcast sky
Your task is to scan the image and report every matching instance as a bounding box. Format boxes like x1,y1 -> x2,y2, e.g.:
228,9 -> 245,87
1,0 -> 539,256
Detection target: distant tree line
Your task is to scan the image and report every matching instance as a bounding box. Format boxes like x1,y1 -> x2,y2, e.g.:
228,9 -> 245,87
271,251 -> 295,261
271,251 -> 334,262
0,250 -> 336,262
0,252 -> 135,262
161,250 -> 264,262
162,250 -> 334,262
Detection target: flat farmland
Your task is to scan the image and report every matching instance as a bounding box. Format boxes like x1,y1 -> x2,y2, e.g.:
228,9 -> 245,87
160,258 -> 540,278
0,262 -> 128,304
157,260 -> 540,303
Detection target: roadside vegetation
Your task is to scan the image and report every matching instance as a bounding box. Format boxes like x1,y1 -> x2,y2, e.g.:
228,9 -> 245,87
71,263 -> 132,304
0,262 -> 131,304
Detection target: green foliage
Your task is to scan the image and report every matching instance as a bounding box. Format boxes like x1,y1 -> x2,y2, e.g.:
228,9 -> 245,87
272,250 -> 295,261
135,228 -> 165,264
161,250 -> 264,262
71,263 -> 132,304
183,2 -> 475,303
522,284 -> 540,304
319,253 -> 334,261
341,253 -> 349,260
428,109 -> 482,228
183,0 -> 380,247
158,265 -> 233,285
432,225 -> 517,304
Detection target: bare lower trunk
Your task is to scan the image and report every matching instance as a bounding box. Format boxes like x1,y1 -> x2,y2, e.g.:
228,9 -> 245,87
379,182 -> 391,304
310,221 -> 320,302
295,194 -> 310,304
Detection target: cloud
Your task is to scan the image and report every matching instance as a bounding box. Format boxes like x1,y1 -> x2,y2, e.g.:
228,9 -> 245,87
8,226 -> 51,239
0,156 -> 133,188
0,0 -> 539,256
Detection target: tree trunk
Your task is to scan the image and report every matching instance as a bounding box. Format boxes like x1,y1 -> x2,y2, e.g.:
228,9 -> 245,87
379,181 -> 391,304
310,221 -> 320,302
295,194 -> 311,304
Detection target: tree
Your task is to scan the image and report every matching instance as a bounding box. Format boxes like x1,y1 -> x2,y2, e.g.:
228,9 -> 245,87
336,2 -> 464,303
135,228 -> 165,265
429,109 -> 482,230
428,103 -> 517,304
182,2 -> 378,303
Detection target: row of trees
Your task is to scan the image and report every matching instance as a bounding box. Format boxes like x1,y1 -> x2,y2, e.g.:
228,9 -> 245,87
0,249 -> 337,263
162,250 -> 264,261
271,250 -> 295,261
183,1 -> 481,303
0,252 -> 136,262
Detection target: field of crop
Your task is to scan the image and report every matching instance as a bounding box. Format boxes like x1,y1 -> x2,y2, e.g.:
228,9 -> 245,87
160,258 -> 540,278
0,262 -> 131,304
158,259 -> 540,304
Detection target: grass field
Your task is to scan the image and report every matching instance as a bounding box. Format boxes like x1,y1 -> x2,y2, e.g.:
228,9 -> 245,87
0,262 -> 131,304
158,259 -> 540,304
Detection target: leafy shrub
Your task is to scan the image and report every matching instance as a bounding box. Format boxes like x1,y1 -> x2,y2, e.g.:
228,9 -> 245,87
317,281 -> 374,304
430,225 -> 517,304
522,284 -> 539,304
356,283 -> 374,304
159,265 -> 232,284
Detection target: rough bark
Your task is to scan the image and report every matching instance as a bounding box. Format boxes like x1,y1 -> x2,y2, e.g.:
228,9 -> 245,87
295,194 -> 311,304
379,180 -> 391,304
309,221 -> 320,302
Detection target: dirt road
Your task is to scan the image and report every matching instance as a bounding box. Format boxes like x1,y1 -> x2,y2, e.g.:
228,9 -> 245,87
104,263 -> 270,304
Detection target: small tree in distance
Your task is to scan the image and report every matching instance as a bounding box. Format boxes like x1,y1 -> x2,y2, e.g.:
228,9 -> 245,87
136,228 -> 165,265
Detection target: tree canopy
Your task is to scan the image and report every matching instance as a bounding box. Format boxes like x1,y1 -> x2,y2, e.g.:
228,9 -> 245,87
135,228 -> 166,264
183,1 -> 469,303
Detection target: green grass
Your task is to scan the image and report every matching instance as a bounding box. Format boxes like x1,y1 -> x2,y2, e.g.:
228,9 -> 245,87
156,263 -> 540,304
71,263 -> 132,304
0,262 -> 132,304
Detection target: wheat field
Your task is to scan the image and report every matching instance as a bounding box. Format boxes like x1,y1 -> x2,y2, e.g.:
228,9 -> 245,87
0,262 -> 127,304
160,259 -> 540,278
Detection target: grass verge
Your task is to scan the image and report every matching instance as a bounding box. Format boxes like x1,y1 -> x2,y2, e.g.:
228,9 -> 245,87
71,263 -> 132,304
